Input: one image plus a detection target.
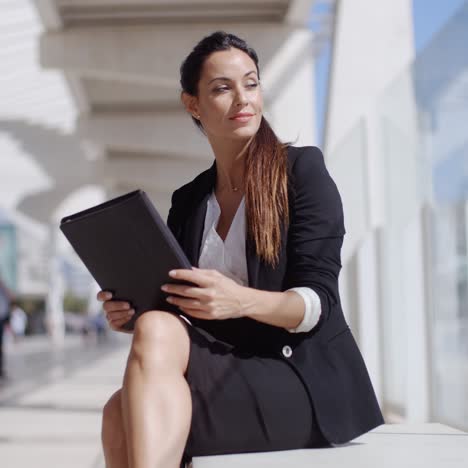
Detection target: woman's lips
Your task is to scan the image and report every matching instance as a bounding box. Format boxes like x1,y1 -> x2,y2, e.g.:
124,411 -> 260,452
230,115 -> 253,122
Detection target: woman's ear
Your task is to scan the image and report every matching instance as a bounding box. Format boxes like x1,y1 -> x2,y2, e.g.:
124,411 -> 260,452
180,91 -> 199,118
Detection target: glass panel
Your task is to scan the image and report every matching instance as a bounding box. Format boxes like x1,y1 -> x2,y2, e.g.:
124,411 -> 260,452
377,1 -> 468,428
419,5 -> 468,427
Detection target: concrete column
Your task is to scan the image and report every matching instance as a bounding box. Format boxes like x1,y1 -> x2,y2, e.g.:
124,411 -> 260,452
356,230 -> 384,406
45,223 -> 65,347
403,210 -> 430,422
324,0 -> 418,419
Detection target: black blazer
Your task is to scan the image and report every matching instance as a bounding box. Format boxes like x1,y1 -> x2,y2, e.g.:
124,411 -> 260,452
166,144 -> 385,444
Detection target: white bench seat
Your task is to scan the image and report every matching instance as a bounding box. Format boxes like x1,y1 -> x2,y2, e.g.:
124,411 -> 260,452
190,423 -> 468,468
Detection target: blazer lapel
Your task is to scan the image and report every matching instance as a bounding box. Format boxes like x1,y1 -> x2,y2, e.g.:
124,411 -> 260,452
185,191 -> 209,267
183,162 -> 215,267
182,159 -> 261,288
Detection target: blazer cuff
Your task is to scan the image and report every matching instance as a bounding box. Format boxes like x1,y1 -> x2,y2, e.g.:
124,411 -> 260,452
285,287 -> 322,333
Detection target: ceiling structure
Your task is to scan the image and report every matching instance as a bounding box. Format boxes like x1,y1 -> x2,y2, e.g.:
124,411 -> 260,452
31,0 -> 336,219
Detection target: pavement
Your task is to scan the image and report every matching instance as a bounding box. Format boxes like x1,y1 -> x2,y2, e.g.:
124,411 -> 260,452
0,332 -> 132,468
2,334 -> 467,468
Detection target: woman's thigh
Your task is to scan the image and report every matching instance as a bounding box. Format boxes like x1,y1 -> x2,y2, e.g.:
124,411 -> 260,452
182,324 -> 328,458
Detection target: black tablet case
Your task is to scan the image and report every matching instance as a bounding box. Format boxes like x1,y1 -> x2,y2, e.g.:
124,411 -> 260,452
60,189 -> 194,331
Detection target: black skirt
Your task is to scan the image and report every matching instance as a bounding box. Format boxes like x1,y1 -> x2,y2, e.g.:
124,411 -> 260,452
180,318 -> 330,462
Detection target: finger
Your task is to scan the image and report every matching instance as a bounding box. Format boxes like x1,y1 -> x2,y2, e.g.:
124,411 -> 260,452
109,315 -> 131,326
97,291 -> 113,302
179,306 -> 212,320
103,301 -> 131,313
109,314 -> 133,327
162,284 -> 205,299
110,318 -> 131,331
167,296 -> 205,311
106,309 -> 135,322
168,269 -> 212,288
194,267 -> 220,276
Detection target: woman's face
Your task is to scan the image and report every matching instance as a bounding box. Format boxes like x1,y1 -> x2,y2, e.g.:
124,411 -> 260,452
184,48 -> 263,141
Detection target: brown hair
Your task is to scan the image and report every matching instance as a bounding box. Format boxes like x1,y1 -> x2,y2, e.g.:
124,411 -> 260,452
179,31 -> 292,267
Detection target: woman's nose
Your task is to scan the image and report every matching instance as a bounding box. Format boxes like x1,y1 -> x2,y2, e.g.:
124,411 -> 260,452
234,87 -> 248,105
235,96 -> 248,108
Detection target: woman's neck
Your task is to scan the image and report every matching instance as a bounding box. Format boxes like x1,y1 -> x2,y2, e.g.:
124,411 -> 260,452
210,138 -> 250,192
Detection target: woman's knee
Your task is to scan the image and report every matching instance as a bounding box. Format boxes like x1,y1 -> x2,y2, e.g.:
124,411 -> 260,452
102,389 -> 125,448
131,311 -> 191,373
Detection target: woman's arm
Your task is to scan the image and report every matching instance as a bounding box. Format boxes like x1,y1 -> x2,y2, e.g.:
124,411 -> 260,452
240,286 -> 322,332
237,286 -> 309,329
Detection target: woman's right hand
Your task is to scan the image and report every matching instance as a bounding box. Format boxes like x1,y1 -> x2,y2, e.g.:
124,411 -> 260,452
97,291 -> 135,333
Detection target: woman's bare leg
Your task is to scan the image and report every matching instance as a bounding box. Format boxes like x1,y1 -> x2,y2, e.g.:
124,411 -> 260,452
102,389 -> 128,468
121,311 -> 192,468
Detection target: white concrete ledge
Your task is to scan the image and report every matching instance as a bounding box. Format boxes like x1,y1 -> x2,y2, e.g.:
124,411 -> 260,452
191,423 -> 468,468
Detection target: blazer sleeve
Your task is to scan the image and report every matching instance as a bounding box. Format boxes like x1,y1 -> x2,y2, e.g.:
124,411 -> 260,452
283,146 -> 346,328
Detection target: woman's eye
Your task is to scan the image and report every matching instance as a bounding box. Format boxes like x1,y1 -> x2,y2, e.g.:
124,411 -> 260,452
214,83 -> 258,93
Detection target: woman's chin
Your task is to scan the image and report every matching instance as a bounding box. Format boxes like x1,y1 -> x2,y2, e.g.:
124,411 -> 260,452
227,126 -> 258,139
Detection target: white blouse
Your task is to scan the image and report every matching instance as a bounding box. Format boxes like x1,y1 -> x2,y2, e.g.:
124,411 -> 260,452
194,189 -> 322,333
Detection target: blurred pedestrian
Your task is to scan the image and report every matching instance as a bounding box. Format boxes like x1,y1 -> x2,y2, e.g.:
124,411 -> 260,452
9,300 -> 27,342
0,277 -> 12,380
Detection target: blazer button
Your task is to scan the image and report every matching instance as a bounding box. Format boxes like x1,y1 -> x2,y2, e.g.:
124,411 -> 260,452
282,345 -> 293,358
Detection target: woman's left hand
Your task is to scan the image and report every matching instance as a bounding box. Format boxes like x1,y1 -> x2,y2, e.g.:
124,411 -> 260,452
161,267 -> 246,320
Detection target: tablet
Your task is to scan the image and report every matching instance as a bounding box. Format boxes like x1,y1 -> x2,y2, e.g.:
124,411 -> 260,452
60,189 -> 195,331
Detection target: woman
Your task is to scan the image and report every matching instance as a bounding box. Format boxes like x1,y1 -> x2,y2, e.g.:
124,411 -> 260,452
98,31 -> 384,468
